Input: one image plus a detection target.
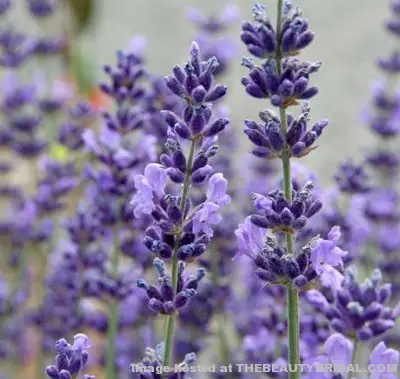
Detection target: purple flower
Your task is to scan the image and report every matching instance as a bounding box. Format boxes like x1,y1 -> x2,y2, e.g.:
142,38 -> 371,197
131,164 -> 167,218
206,173 -> 231,206
310,226 -> 347,275
234,216 -> 265,259
72,333 -> 91,353
369,342 -> 399,379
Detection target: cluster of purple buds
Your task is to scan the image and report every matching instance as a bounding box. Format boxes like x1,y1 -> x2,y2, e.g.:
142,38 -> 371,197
137,258 -> 205,315
59,101 -> 97,150
334,161 -> 371,194
133,344 -> 196,379
162,42 -> 228,139
241,56 -> 320,107
0,28 -> 36,68
241,3 -> 314,59
46,334 -> 95,379
308,268 -> 400,341
250,179 -> 322,233
100,50 -> 145,104
245,102 -> 328,159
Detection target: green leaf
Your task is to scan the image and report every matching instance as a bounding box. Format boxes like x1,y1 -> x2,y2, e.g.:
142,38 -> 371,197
65,0 -> 95,33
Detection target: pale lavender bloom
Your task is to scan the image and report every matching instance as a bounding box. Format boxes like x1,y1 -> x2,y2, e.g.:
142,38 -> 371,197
306,290 -> 330,312
131,164 -> 167,217
72,333 -> 91,353
310,226 -> 347,275
206,173 -> 231,206
234,216 -> 265,259
369,342 -> 399,379
192,202 -> 222,237
319,265 -> 344,292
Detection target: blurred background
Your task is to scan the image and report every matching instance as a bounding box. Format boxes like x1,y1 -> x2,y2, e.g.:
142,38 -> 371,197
9,0 -> 391,185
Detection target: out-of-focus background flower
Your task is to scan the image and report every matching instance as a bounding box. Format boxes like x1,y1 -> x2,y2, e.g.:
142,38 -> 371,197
10,0 -> 390,183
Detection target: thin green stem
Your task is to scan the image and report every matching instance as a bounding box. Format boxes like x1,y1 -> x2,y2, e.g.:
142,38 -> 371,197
348,340 -> 359,379
163,139 -> 197,371
106,232 -> 120,379
275,0 -> 300,377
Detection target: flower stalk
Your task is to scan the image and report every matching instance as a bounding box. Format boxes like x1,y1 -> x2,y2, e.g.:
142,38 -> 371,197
163,138 -> 197,369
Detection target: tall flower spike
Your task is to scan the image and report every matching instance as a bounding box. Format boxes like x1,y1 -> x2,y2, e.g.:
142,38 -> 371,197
133,42 -> 230,370
237,3 -> 331,379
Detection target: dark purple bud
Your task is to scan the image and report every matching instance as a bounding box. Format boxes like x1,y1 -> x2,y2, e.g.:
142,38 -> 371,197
268,254 -> 285,276
46,366 -> 59,378
174,123 -> 191,139
303,266 -> 317,281
278,79 -> 294,97
283,255 -> 300,279
164,301 -> 176,314
190,113 -> 206,135
167,168 -> 185,183
362,302 -> 382,321
245,83 -> 267,98
270,95 -> 283,107
361,287 -> 377,306
254,254 -> 270,271
161,110 -> 180,128
247,44 -> 267,58
259,27 -> 277,52
249,68 -> 267,91
286,121 -> 305,146
293,77 -> 309,96
266,74 -> 280,92
296,251 -> 308,272
357,327 -> 373,341
158,220 -> 174,233
68,354 -> 82,374
165,76 -> 184,96
296,31 -> 315,49
377,284 -> 392,304
172,65 -> 186,83
282,29 -> 297,52
311,119 -> 329,136
184,74 -> 199,95
192,243 -> 207,257
192,154 -> 208,171
293,215 -> 307,229
205,84 -> 228,102
203,118 -> 229,137
268,126 -> 285,151
245,129 -> 268,147
306,200 -> 323,218
337,289 -> 351,307
160,154 -> 173,167
250,215 -> 269,228
149,298 -> 165,313
301,86 -> 318,99
160,281 -> 174,301
291,142 -> 306,156
255,268 -> 276,282
56,354 -> 69,371
290,199 -> 305,218
331,318 -> 347,334
199,71 -> 212,91
294,275 -> 308,288
172,150 -> 186,171
241,31 -> 262,46
192,86 -> 206,104
369,319 -> 395,336
183,106 -> 193,124
191,166 -> 212,184
167,205 -> 182,224
280,207 -> 294,226
59,371 -> 72,379
252,146 -> 272,158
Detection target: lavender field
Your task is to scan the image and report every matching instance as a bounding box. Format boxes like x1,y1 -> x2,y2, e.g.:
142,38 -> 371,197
1,1 -> 399,379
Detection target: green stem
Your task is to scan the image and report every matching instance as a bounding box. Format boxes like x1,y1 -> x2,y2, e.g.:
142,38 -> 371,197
163,139 -> 197,370
106,232 -> 120,379
348,340 -> 359,379
275,0 -> 300,377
